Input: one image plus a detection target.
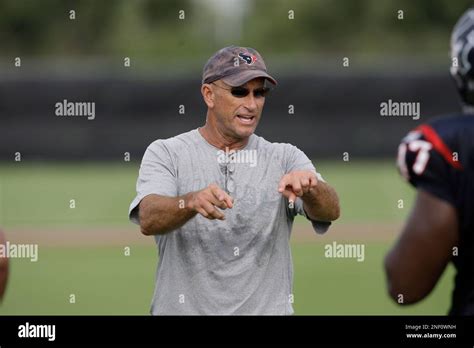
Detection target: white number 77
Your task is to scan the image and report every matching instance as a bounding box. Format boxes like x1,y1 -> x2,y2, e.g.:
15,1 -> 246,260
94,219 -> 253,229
397,140 -> 433,179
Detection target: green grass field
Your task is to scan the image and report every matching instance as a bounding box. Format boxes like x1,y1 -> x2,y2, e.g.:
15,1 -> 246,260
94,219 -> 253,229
0,160 -> 455,314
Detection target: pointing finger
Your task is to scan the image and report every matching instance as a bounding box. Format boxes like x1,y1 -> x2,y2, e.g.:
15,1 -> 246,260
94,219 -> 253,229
210,184 -> 233,208
224,194 -> 234,209
288,191 -> 297,206
291,179 -> 303,197
202,201 -> 225,220
278,175 -> 290,193
281,188 -> 297,203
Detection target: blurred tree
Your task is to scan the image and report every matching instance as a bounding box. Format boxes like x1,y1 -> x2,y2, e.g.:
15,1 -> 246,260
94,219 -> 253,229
0,0 -> 472,65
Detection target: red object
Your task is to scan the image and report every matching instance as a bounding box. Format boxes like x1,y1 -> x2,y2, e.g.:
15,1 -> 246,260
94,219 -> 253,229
416,124 -> 463,170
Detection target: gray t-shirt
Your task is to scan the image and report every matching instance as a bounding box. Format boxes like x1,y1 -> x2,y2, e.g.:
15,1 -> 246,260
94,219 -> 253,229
129,128 -> 330,315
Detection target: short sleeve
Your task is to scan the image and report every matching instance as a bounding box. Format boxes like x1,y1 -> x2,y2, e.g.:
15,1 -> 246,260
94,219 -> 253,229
128,140 -> 178,225
285,144 -> 318,174
284,144 -> 331,234
397,128 -> 456,207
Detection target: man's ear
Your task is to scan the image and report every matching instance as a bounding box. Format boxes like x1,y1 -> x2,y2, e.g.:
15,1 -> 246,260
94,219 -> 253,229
201,84 -> 215,108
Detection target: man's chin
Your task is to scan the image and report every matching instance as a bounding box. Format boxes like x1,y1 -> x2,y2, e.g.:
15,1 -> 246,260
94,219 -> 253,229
234,127 -> 256,139
234,120 -> 259,138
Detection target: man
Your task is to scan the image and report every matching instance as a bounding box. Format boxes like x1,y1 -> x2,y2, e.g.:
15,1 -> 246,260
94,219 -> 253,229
129,46 -> 340,315
385,9 -> 474,315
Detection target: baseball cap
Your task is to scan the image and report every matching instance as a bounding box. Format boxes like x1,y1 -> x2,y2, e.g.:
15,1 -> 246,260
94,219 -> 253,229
202,46 -> 277,87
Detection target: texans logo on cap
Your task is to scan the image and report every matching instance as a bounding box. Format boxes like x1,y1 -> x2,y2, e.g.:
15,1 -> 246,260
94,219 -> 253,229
238,52 -> 257,65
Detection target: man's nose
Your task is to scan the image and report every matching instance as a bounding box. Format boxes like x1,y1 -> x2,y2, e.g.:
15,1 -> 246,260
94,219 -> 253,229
243,93 -> 258,111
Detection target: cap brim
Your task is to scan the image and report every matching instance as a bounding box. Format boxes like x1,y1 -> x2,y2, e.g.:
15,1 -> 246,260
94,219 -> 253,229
221,70 -> 277,87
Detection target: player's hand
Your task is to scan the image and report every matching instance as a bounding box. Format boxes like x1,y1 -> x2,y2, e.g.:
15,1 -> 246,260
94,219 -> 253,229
278,170 -> 318,203
187,183 -> 234,220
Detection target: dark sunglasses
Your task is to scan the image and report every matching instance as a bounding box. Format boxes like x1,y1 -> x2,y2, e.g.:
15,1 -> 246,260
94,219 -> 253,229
212,83 -> 271,98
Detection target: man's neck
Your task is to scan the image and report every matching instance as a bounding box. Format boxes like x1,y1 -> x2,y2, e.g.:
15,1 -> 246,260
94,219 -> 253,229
199,124 -> 249,151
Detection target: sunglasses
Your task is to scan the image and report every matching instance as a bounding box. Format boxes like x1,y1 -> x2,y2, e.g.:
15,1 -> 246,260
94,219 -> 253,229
212,83 -> 271,98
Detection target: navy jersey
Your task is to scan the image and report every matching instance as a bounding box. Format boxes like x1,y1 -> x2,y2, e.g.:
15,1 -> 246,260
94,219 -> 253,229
397,114 -> 474,315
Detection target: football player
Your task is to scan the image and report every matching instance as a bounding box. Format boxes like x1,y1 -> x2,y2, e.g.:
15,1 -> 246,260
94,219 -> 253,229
385,8 -> 474,315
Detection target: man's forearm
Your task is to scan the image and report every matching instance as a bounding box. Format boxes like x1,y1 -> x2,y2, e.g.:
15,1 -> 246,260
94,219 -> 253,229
301,181 -> 340,222
139,193 -> 197,236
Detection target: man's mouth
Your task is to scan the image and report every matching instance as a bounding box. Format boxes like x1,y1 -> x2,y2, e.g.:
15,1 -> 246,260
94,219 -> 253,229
236,115 -> 256,124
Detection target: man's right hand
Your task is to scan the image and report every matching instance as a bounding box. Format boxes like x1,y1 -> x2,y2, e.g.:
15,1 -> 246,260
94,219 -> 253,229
187,183 -> 234,220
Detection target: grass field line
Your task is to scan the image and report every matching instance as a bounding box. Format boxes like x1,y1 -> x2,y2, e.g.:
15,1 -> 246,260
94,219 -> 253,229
3,222 -> 400,247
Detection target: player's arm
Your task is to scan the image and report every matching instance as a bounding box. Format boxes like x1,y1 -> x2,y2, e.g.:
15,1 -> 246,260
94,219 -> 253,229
139,184 -> 234,235
385,125 -> 460,305
301,180 -> 340,222
384,189 -> 458,304
0,230 -> 9,301
278,170 -> 340,222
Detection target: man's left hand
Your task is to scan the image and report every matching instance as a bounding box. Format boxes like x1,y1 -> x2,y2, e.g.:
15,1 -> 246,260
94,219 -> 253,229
278,170 -> 318,203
